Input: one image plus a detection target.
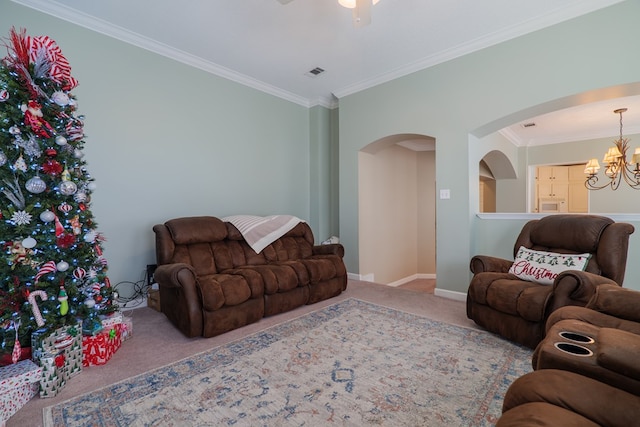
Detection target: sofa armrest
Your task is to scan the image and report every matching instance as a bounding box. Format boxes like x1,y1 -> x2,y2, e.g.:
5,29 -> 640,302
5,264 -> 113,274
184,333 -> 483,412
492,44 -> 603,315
312,243 -> 344,258
153,263 -> 203,337
586,283 -> 640,323
598,328 -> 640,381
469,255 -> 512,274
548,270 -> 618,313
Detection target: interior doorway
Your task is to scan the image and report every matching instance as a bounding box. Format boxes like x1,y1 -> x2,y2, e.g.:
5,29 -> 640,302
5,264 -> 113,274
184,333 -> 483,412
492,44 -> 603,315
358,134 -> 436,285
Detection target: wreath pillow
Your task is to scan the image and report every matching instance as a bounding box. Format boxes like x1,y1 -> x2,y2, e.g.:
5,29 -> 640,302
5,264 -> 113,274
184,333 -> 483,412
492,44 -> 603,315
508,246 -> 591,285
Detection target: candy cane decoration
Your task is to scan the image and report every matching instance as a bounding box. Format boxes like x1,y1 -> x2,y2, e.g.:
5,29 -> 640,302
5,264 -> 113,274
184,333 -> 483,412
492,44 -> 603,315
11,320 -> 21,364
28,290 -> 47,327
35,260 -> 57,283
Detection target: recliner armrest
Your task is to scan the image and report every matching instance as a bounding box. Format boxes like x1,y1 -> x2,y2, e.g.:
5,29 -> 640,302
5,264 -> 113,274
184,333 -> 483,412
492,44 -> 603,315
598,328 -> 640,381
548,270 -> 618,313
586,283 -> 640,322
312,243 -> 344,258
469,255 -> 512,274
154,263 -> 198,289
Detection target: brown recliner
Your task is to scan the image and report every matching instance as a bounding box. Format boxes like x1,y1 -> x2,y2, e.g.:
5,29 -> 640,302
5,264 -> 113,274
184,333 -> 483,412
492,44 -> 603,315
497,369 -> 640,427
467,214 -> 634,348
532,283 -> 640,395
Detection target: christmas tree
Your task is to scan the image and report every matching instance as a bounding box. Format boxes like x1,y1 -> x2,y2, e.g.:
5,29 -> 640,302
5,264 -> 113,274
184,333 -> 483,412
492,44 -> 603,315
0,28 -> 115,364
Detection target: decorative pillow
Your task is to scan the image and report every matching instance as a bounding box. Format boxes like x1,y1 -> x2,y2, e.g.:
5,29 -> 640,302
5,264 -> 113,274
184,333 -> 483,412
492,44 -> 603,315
508,246 -> 591,285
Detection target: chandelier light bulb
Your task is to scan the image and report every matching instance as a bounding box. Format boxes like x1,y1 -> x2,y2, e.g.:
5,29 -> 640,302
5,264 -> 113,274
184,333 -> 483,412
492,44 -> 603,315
338,0 -> 380,9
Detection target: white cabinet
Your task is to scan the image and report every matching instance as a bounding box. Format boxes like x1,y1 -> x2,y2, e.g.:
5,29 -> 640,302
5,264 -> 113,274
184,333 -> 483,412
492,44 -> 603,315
536,165 -> 588,213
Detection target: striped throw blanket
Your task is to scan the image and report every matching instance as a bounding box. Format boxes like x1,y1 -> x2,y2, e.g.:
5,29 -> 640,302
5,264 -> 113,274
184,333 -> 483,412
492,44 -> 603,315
222,215 -> 304,254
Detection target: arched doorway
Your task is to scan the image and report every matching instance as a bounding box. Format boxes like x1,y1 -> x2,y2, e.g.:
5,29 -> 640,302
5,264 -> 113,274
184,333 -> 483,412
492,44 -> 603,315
358,134 -> 436,285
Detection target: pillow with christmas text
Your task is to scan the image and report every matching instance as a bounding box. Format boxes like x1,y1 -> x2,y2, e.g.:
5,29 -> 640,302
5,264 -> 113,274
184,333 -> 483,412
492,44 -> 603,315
508,246 -> 591,285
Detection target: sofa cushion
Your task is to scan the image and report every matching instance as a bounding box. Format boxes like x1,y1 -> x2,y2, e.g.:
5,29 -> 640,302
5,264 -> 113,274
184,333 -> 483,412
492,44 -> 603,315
233,265 -> 300,294
509,246 -> 590,285
165,216 -> 228,244
481,278 -> 551,322
199,274 -> 253,310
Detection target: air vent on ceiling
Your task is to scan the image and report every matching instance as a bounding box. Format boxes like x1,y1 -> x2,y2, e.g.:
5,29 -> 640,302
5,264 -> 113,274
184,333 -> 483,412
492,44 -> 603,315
305,67 -> 325,78
522,122 -> 536,128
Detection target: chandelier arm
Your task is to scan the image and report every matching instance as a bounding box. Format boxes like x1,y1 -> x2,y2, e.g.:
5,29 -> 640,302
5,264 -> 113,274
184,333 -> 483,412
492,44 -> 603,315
621,163 -> 640,189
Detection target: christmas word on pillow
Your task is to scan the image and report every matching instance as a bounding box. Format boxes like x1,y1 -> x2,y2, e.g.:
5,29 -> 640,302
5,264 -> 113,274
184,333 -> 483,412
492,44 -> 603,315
508,246 -> 591,285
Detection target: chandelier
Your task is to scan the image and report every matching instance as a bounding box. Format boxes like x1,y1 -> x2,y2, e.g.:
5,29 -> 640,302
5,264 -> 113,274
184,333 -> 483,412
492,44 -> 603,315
584,108 -> 640,190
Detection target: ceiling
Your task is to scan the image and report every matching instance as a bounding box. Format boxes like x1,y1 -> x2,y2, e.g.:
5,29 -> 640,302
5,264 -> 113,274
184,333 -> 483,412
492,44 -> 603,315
13,0 -> 638,147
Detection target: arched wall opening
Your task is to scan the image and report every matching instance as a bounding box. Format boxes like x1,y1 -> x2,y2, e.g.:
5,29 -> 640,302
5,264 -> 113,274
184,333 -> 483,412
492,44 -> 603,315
472,82 -> 640,215
479,150 -> 518,213
358,133 -> 436,285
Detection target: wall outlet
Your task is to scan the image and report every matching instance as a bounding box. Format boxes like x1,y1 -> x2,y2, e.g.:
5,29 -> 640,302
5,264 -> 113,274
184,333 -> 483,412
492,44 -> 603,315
146,264 -> 157,287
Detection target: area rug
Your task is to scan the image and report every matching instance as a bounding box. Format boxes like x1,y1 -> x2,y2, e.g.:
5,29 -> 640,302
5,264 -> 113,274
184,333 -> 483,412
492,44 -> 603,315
44,298 -> 532,426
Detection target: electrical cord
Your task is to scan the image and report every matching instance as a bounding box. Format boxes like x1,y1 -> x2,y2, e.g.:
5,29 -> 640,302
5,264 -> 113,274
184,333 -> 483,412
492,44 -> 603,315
113,269 -> 154,309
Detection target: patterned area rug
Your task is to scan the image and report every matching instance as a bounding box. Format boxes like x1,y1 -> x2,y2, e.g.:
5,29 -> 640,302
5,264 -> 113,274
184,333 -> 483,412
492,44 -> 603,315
44,299 -> 532,426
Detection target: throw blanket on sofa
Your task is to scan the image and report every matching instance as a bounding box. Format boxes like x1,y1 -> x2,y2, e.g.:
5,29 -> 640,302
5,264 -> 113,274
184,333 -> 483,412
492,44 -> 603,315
222,215 -> 304,253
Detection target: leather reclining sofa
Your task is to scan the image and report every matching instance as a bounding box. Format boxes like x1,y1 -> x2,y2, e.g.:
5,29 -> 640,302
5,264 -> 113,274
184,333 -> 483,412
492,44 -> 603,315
153,216 -> 347,338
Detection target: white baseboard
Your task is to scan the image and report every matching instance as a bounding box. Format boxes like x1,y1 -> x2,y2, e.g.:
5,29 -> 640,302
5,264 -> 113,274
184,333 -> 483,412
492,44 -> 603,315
386,273 -> 436,288
348,272 -> 375,282
347,272 -> 466,303
434,288 -> 467,302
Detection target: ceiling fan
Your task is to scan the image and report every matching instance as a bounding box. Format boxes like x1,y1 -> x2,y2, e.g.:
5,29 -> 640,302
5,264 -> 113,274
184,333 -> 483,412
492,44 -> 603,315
277,0 -> 379,28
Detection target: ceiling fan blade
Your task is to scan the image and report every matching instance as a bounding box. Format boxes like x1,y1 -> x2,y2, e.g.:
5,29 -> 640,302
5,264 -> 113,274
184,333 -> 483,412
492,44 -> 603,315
353,0 -> 371,27
277,0 -> 295,4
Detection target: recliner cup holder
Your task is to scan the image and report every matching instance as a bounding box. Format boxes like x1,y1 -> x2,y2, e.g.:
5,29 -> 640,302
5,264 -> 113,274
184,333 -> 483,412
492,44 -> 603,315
554,342 -> 593,357
558,331 -> 595,344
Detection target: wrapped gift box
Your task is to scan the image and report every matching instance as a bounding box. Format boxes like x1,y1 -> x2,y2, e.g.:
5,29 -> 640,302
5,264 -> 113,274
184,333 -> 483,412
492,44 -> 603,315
99,311 -> 124,330
0,359 -> 42,423
31,321 -> 83,398
121,316 -> 133,341
82,323 -> 123,367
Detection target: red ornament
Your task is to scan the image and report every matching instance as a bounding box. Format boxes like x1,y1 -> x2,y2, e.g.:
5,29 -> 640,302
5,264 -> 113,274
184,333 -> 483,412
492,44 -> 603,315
42,158 -> 63,175
56,233 -> 76,249
78,203 -> 86,211
45,148 -> 57,157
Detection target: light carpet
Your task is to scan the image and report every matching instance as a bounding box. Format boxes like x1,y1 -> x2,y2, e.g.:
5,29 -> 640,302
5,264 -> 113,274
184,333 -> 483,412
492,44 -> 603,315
44,298 -> 532,426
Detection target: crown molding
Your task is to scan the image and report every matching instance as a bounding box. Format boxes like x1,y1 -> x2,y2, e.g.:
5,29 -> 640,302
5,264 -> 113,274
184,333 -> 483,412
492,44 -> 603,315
13,0 -> 625,108
332,0 -> 625,99
11,0 -> 314,108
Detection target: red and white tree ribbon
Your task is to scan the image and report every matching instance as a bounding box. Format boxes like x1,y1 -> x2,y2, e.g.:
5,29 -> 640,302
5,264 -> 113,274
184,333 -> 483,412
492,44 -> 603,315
27,35 -> 78,90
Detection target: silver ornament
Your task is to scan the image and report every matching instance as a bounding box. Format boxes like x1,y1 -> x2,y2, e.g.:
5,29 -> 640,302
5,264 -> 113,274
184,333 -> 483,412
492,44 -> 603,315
40,210 -> 56,222
22,237 -> 37,249
73,191 -> 87,203
59,180 -> 78,195
55,135 -> 68,146
0,151 -> 6,166
25,176 -> 47,194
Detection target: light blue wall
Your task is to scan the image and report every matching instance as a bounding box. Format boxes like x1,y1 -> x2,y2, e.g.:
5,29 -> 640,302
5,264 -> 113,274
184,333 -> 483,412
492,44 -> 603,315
5,0 -> 640,296
1,1 -> 330,293
339,1 -> 640,292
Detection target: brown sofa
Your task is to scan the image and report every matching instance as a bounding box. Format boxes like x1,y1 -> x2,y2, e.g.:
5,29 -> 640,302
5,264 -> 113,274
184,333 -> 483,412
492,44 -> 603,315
467,214 -> 634,348
153,216 -> 347,338
532,283 -> 640,395
497,284 -> 640,426
497,369 -> 640,427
